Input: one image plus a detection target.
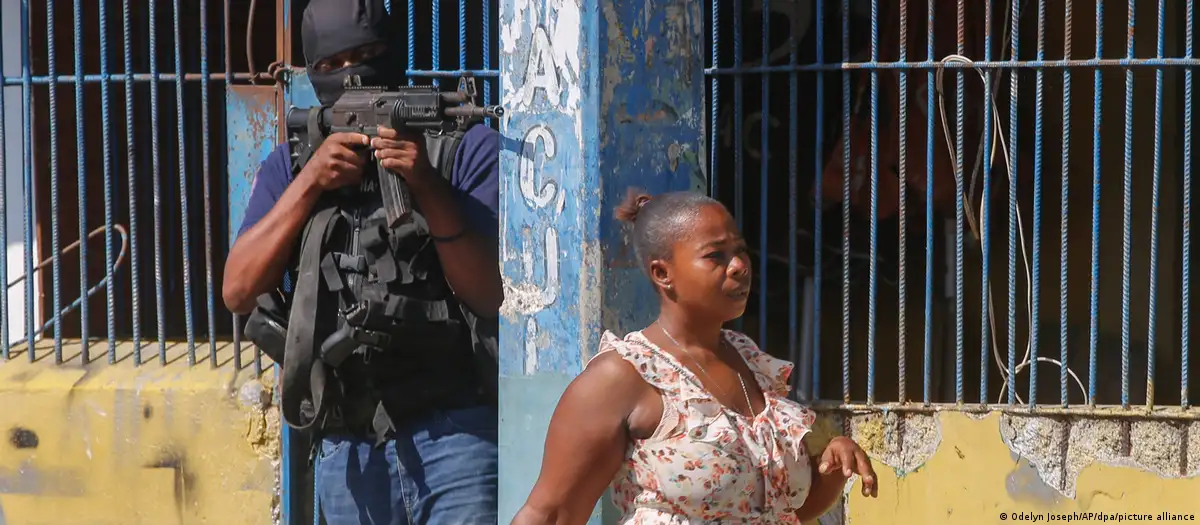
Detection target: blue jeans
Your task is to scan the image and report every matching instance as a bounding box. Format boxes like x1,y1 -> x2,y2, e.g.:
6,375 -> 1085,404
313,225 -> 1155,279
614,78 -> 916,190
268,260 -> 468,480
315,404 -> 499,525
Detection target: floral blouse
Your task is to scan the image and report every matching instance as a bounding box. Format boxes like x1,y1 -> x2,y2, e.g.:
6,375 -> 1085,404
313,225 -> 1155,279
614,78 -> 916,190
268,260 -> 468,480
591,329 -> 817,524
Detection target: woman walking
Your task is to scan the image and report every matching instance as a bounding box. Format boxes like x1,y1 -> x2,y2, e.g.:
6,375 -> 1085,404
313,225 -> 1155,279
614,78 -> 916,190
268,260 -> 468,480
512,189 -> 879,524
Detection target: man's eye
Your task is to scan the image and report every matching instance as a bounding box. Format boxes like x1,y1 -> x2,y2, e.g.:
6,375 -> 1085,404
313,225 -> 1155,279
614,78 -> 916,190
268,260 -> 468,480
706,251 -> 724,260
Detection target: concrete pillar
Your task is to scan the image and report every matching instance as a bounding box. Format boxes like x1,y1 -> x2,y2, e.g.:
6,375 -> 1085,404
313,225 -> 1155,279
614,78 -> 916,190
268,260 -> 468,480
496,0 -> 706,522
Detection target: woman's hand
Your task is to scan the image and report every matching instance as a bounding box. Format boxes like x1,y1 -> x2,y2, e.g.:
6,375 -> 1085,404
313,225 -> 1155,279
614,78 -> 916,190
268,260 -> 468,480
818,436 -> 879,497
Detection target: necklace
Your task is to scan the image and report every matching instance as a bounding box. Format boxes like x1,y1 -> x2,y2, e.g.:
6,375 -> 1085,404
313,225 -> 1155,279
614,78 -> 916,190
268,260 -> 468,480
658,324 -> 757,417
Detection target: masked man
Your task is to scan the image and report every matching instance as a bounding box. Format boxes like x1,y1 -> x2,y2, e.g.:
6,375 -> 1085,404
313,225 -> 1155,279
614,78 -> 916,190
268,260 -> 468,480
222,0 -> 501,522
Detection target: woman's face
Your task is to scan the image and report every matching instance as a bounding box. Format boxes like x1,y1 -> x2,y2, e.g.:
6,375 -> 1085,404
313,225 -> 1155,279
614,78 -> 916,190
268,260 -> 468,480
653,203 -> 752,322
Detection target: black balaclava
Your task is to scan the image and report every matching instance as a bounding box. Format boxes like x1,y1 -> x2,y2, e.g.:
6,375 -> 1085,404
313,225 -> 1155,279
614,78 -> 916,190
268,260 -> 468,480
301,0 -> 401,106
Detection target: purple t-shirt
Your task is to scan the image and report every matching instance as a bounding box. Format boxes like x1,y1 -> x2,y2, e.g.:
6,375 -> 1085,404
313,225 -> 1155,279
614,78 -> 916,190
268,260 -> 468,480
236,124 -> 500,241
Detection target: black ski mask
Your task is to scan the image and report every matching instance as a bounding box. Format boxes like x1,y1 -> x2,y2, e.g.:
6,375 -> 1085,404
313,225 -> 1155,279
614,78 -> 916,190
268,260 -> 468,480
301,0 -> 401,106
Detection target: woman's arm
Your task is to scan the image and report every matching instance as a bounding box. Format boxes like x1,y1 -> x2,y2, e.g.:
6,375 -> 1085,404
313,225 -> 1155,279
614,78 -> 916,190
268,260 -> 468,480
794,436 -> 878,522
511,352 -> 650,525
794,465 -> 849,522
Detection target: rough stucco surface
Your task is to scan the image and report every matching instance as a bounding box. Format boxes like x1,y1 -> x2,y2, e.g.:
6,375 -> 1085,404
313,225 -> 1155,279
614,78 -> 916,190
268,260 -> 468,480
0,344 -> 279,525
838,411 -> 1200,525
1000,415 -> 1200,498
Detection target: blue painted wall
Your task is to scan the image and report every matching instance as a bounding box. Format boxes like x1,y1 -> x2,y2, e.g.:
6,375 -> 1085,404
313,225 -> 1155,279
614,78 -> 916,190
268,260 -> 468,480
496,0 -> 704,522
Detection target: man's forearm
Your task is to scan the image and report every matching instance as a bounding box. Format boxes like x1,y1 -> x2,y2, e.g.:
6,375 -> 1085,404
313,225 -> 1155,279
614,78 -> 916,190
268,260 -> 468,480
223,177 -> 322,314
409,177 -> 503,317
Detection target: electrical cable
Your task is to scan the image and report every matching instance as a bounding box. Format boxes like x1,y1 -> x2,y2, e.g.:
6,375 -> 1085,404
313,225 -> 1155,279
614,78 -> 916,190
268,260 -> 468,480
4,224 -> 130,347
932,1 -> 1089,405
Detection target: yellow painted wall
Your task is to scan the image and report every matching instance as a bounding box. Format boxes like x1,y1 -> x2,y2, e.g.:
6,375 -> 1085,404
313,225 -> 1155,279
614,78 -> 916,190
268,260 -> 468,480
828,412 -> 1200,525
0,343 -> 279,525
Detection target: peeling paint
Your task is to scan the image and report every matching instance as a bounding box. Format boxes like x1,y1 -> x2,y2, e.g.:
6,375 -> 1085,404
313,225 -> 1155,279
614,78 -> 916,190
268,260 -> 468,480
225,86 -> 280,248
501,0 -> 585,146
498,0 -> 705,521
848,412 -> 941,477
1000,415 -> 1200,500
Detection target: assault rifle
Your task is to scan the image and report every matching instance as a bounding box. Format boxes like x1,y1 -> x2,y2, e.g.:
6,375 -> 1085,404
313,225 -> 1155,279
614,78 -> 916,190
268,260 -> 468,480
285,74 -> 504,227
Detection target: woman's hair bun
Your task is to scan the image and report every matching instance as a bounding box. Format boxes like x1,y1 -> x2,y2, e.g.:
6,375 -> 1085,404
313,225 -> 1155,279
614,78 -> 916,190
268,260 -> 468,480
615,188 -> 653,223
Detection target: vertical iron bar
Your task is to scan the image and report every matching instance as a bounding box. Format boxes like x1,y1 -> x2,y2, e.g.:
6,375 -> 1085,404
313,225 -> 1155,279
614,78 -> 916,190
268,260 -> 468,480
1007,0 -> 1021,405
124,0 -> 142,366
710,0 -> 719,200
924,0 -> 935,406
763,0 -> 772,357
734,0 -> 744,262
810,0 -> 824,400
982,0 -> 994,406
1030,0 -> 1046,408
151,0 -> 167,365
1120,0 -> 1135,410
789,0 -> 799,398
0,0 -> 8,362
1146,0 -> 1165,409
759,0 -> 770,355
459,0 -> 466,72
1089,0 -> 1104,408
954,0 -> 966,405
899,0 -> 909,404
0,0 -> 7,361
407,0 -> 414,85
174,0 -> 196,364
482,0 -> 490,110
71,0 -> 87,363
225,0 -> 240,371
1184,0 -> 1193,410
867,0 -> 879,405
732,0 -> 744,334
1061,0 -> 1073,407
47,0 -> 63,363
201,0 -> 216,367
842,0 -> 852,404
21,0 -> 34,363
100,0 -> 117,364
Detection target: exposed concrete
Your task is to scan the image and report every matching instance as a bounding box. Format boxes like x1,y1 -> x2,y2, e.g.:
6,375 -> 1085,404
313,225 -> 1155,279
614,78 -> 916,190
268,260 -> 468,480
1000,415 -> 1200,500
843,411 -> 1200,524
849,412 -> 942,478
237,373 -> 282,524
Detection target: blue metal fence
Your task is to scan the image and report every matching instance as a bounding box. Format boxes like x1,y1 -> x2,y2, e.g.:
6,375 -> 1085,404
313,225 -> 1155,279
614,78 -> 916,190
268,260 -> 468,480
709,0 -> 1198,416
1,0 -> 498,521
0,0 -> 282,368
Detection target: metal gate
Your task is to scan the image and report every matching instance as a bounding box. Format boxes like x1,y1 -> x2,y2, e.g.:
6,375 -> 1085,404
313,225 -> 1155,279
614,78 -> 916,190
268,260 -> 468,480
0,0 -> 497,523
708,0 -> 1198,416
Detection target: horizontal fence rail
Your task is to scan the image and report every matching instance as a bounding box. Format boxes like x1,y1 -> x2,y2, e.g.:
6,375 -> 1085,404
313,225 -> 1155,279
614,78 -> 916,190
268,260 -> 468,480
708,0 -> 1198,415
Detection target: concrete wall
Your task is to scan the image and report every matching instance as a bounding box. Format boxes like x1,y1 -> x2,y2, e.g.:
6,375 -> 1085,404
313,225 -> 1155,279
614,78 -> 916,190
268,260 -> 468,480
0,344 -> 280,525
840,411 -> 1200,524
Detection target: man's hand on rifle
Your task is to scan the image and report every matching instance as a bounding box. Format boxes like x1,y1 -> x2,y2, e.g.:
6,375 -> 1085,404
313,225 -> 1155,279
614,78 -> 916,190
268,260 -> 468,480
299,132 -> 370,191
372,126 -> 435,187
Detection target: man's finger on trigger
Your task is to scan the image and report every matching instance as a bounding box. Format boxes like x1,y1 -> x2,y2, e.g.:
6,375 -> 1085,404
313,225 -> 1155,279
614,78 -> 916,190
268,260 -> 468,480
376,126 -> 400,139
335,132 -> 369,146
371,138 -> 407,151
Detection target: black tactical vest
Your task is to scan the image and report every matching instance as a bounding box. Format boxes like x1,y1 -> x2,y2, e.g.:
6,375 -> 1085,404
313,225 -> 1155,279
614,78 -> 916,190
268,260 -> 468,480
245,131 -> 498,446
